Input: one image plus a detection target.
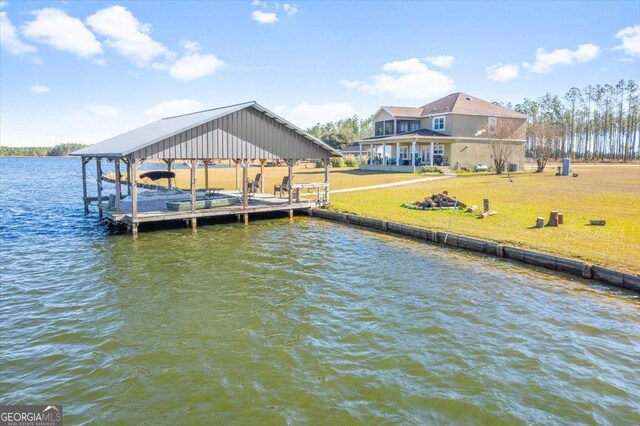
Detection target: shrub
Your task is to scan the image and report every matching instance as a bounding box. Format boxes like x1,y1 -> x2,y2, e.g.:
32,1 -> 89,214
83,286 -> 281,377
416,166 -> 443,174
330,157 -> 346,168
343,155 -> 359,168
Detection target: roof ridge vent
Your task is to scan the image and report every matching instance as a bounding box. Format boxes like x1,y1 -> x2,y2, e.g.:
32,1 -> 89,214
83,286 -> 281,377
466,96 -> 473,101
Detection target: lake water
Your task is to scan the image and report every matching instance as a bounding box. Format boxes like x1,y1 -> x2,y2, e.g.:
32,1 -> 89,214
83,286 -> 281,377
1,157 -> 639,424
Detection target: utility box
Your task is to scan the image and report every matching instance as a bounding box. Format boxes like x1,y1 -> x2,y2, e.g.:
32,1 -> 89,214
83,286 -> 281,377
562,158 -> 571,176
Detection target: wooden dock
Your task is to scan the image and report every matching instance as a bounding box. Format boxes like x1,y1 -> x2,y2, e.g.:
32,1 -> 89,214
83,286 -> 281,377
100,190 -> 318,228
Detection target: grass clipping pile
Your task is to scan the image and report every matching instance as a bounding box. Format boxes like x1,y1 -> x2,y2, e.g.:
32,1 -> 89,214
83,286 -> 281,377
403,191 -> 467,211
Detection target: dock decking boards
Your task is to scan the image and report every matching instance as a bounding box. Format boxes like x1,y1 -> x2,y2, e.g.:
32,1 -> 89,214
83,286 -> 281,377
101,191 -> 316,225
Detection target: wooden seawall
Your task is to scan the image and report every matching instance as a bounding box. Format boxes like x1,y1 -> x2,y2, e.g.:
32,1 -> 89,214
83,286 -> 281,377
310,208 -> 640,293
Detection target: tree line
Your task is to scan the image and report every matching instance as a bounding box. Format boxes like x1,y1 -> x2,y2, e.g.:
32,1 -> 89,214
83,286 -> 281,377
306,115 -> 373,150
499,79 -> 639,167
0,143 -> 87,157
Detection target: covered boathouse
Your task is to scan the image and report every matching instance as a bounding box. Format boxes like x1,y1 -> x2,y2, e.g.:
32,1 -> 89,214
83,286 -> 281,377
71,101 -> 341,237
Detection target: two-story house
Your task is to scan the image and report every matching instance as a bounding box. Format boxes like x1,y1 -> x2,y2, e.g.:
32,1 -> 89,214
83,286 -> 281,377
354,92 -> 527,171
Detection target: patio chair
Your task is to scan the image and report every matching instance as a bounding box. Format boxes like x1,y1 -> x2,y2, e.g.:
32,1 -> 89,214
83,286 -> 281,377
246,173 -> 262,200
274,175 -> 293,198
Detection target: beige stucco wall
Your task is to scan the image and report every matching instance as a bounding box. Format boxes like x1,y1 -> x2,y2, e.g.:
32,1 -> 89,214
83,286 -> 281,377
450,114 -> 526,139
374,109 -> 394,123
449,140 -> 526,170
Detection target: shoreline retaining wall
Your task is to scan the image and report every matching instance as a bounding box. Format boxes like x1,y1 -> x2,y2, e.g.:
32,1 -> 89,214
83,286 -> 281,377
310,208 -> 640,293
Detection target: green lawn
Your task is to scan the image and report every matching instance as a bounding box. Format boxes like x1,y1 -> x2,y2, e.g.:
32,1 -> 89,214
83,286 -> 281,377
330,165 -> 640,275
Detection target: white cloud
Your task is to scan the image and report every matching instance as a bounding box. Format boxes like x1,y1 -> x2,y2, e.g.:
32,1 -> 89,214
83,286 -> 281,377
86,5 -> 172,67
251,0 -> 266,6
180,40 -> 200,53
339,79 -> 363,89
424,55 -> 455,68
0,10 -> 37,55
145,99 -> 204,120
30,85 -> 50,94
169,40 -> 225,81
0,2 -> 8,9
22,8 -> 102,59
283,4 -> 298,15
382,58 -> 428,74
170,53 -> 225,81
523,43 -> 600,73
252,10 -> 278,24
345,58 -> 455,100
273,102 -> 356,128
486,63 -> 519,82
613,25 -> 640,59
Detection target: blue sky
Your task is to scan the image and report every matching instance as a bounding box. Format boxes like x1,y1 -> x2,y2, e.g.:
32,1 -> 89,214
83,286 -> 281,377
1,0 -> 638,146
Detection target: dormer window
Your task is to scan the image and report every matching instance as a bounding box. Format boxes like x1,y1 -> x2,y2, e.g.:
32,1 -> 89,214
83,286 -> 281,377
433,116 -> 445,131
375,121 -> 384,136
384,121 -> 394,135
375,120 -> 395,136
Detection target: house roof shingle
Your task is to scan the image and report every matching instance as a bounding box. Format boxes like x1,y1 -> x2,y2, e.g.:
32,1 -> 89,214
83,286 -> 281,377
381,106 -> 423,118
360,128 -> 450,141
381,92 -> 527,119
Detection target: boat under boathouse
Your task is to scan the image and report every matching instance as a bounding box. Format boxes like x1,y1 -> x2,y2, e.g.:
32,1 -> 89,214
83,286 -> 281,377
71,101 -> 341,236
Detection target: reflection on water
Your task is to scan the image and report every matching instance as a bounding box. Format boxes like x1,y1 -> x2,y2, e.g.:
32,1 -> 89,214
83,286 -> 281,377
1,158 -> 639,424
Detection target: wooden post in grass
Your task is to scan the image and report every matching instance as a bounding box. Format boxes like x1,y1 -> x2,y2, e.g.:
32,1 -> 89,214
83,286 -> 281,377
483,199 -> 490,213
558,213 -> 564,225
536,217 -> 544,228
548,211 -> 559,227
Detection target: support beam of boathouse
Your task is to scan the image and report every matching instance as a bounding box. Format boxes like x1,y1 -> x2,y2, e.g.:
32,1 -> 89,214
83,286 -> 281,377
190,159 -> 197,231
114,158 -> 121,212
131,160 -> 138,237
81,157 -> 89,214
96,157 -> 103,217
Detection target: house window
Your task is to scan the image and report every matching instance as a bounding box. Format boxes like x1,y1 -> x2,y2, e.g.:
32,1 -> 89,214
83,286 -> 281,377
396,120 -> 421,133
488,117 -> 497,133
384,120 -> 394,135
433,144 -> 444,155
375,121 -> 384,136
398,146 -> 408,160
433,116 -> 445,131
